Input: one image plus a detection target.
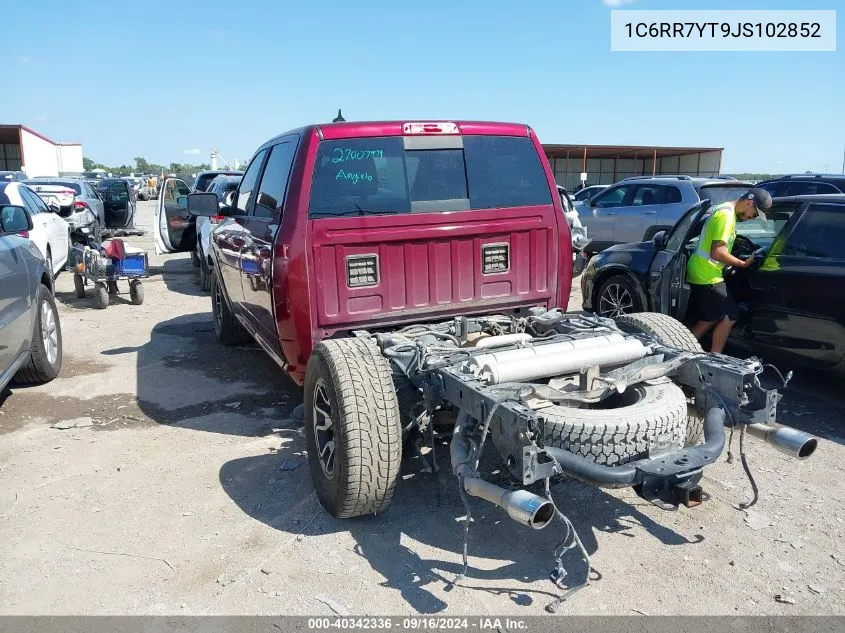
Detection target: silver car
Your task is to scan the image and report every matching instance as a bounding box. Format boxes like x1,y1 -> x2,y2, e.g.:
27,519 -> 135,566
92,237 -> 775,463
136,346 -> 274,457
576,175 -> 753,251
0,204 -> 62,392
571,184 -> 608,203
24,177 -> 106,232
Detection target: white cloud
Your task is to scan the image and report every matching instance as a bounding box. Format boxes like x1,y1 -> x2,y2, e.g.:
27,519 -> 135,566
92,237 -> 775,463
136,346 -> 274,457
183,148 -> 201,155
601,0 -> 634,7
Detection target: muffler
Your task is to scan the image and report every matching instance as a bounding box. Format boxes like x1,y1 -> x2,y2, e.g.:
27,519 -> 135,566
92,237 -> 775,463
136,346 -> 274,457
468,334 -> 648,384
462,477 -> 555,530
746,423 -> 818,460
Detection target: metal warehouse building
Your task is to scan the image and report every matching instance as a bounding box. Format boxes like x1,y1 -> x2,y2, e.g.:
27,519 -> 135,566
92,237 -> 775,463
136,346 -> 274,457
542,144 -> 723,190
0,124 -> 83,177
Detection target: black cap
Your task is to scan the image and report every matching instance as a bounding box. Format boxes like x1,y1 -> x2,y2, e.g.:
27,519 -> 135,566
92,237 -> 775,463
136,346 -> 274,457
743,187 -> 772,212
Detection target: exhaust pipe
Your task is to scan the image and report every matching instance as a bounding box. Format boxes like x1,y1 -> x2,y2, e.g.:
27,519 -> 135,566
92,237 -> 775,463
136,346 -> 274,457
463,477 -> 555,530
451,411 -> 554,530
746,423 -> 818,460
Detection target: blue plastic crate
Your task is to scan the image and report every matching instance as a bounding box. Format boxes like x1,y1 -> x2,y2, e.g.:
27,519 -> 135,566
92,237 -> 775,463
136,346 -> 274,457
113,253 -> 147,277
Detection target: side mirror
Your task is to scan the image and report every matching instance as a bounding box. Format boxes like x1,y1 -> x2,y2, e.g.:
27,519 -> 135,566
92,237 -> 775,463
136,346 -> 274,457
48,201 -> 61,213
0,205 -> 34,233
187,192 -> 225,217
222,190 -> 236,208
652,230 -> 667,248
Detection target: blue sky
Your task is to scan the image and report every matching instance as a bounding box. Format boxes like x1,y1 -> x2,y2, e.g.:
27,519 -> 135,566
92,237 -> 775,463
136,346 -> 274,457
5,0 -> 842,173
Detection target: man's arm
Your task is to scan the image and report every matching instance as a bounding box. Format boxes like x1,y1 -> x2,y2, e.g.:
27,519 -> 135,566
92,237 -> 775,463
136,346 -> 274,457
710,241 -> 753,268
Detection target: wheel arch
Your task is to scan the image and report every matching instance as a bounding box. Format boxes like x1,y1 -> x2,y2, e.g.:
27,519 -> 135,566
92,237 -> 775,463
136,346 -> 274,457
40,270 -> 54,295
591,266 -> 648,313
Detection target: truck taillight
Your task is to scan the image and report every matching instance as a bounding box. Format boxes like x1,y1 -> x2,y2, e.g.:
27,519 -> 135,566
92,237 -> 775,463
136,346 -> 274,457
17,231 -> 29,238
210,215 -> 225,224
74,200 -> 90,210
402,122 -> 459,135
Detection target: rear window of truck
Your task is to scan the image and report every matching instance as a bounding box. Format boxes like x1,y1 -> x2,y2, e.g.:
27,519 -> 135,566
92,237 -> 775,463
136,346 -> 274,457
308,135 -> 552,217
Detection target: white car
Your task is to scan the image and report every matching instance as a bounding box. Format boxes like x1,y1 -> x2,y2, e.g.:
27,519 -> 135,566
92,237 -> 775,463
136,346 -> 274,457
195,174 -> 241,291
557,186 -> 592,276
0,182 -> 69,278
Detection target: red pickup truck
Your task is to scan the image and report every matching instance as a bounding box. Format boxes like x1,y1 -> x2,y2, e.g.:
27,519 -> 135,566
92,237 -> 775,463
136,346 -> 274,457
155,120 -> 813,591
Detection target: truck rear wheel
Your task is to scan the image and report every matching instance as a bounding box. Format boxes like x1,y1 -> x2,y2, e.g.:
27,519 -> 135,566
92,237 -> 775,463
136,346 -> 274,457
304,338 -> 402,518
614,312 -> 705,446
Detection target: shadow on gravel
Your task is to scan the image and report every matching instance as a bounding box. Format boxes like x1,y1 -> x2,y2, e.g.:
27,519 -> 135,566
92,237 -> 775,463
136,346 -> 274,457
149,257 -> 206,297
773,369 -> 845,446
54,286 -> 137,310
720,342 -> 845,446
101,312 -> 300,435
220,438 -> 702,613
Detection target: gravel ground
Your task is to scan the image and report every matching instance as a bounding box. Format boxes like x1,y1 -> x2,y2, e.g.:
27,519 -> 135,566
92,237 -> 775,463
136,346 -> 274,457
0,200 -> 843,615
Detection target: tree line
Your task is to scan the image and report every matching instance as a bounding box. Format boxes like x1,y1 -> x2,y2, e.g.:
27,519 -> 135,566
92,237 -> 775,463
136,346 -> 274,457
83,156 -> 212,176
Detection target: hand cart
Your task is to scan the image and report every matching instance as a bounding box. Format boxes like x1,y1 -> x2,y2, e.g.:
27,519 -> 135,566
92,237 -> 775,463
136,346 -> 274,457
71,239 -> 149,309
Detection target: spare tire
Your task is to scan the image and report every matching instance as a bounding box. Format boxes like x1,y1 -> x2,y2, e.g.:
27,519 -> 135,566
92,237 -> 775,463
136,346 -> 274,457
614,312 -> 705,446
540,379 -> 688,467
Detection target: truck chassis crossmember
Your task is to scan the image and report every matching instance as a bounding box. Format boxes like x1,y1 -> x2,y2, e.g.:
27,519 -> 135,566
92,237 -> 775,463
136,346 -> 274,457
360,309 -> 817,516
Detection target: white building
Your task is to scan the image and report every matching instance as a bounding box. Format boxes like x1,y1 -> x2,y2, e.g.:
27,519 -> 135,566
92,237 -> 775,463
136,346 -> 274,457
0,124 -> 84,177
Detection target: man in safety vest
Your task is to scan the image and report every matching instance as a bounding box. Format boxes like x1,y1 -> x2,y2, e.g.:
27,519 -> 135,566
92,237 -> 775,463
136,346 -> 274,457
686,188 -> 772,353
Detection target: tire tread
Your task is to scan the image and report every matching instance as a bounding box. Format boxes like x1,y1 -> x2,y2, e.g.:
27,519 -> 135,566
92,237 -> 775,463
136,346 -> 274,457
307,338 -> 401,518
615,312 -> 705,445
13,285 -> 62,385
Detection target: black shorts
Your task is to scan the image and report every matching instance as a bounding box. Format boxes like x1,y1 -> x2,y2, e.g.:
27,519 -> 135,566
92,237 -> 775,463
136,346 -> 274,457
690,282 -> 738,322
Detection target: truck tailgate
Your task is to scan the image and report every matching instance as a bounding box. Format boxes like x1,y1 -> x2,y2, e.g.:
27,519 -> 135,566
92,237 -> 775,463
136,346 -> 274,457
310,206 -> 558,328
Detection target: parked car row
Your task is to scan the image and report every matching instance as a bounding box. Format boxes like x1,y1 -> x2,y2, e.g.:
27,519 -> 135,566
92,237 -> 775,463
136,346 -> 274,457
24,177 -> 136,232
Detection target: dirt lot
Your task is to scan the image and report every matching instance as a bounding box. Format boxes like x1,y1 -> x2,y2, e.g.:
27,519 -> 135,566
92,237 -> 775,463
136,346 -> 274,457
0,200 -> 843,616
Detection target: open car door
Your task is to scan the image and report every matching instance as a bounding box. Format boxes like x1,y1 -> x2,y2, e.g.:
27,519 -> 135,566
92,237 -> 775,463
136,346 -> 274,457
647,201 -> 710,320
102,180 -> 133,228
154,178 -> 193,254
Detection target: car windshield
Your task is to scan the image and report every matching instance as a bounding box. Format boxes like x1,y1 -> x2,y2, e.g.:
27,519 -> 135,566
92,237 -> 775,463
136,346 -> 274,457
697,185 -> 751,205
736,208 -> 794,242
308,135 -> 552,217
25,180 -> 82,194
194,175 -> 218,192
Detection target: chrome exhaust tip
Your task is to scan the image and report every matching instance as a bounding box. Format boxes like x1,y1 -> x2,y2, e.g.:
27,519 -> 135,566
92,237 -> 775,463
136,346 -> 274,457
462,478 -> 555,530
746,423 -> 818,460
